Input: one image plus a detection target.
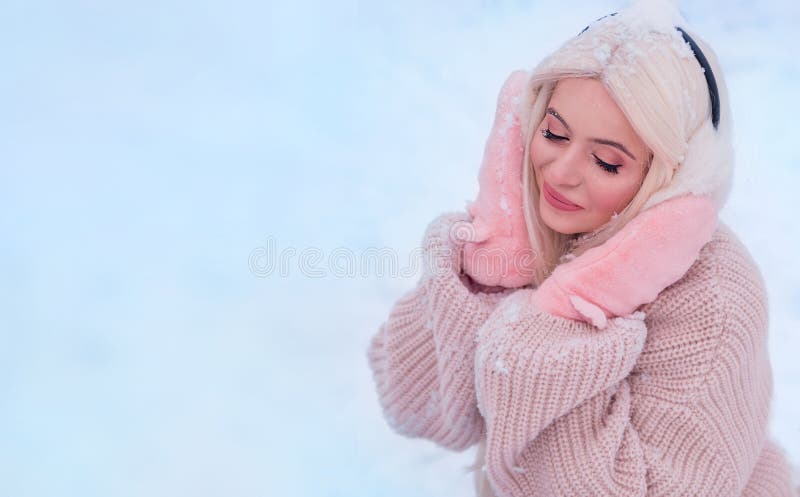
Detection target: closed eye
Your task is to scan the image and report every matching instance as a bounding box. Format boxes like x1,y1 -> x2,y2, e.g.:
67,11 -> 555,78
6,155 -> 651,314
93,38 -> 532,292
593,154 -> 621,174
542,127 -> 622,175
542,128 -> 567,141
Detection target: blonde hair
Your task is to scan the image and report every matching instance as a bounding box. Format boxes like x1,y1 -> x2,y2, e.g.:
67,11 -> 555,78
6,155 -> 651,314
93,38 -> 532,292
517,27 -> 714,286
469,16 -> 723,497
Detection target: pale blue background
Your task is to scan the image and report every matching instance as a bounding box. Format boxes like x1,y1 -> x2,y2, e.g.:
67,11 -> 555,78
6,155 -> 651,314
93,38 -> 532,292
1,1 -> 798,496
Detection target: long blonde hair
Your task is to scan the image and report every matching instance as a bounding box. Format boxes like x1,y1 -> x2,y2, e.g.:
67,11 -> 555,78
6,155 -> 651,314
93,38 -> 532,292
519,29 -> 713,286
468,12 -> 724,497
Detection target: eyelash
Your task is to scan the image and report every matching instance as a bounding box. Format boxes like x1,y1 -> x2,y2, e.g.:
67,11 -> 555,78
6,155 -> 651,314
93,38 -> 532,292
541,128 -> 621,175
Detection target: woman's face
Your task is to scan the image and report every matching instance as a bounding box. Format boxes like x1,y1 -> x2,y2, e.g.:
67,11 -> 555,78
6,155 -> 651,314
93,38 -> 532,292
530,77 -> 650,235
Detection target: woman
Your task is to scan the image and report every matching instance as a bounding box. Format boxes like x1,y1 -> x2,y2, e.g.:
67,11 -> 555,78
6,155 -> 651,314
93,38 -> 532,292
366,1 -> 799,496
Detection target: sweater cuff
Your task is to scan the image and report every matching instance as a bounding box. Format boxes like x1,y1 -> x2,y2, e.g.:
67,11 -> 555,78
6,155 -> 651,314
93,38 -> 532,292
422,212 -> 516,352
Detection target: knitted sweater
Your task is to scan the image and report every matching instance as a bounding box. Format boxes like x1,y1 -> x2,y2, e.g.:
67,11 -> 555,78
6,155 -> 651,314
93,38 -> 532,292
367,212 -> 798,497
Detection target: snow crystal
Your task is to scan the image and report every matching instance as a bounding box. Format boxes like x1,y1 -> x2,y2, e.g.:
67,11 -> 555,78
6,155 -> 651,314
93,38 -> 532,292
497,111 -> 515,136
499,195 -> 510,215
625,0 -> 685,36
494,357 -> 510,375
425,390 -> 440,418
501,301 -> 521,323
671,33 -> 695,60
593,43 -> 612,66
387,413 -> 422,435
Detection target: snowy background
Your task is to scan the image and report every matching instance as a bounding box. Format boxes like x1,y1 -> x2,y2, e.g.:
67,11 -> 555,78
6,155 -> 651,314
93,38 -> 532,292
1,0 -> 798,496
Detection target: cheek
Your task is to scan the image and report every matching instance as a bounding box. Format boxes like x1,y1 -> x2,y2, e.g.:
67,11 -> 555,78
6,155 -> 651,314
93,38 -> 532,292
585,175 -> 641,213
529,132 -> 551,170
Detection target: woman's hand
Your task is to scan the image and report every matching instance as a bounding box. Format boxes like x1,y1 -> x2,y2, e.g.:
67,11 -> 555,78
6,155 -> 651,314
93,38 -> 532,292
422,211 -> 514,295
461,70 -> 536,289
530,194 -> 719,329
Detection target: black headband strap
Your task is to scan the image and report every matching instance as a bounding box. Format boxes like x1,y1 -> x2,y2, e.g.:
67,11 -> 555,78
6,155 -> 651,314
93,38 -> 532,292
578,15 -> 721,130
675,27 -> 720,129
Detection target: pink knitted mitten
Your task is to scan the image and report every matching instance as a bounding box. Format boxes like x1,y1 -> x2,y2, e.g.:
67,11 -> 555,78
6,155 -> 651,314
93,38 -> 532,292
462,70 -> 536,289
530,194 -> 719,329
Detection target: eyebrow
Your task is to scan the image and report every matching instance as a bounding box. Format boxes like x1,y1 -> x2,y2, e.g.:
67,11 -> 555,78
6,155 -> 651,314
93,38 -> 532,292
546,107 -> 637,161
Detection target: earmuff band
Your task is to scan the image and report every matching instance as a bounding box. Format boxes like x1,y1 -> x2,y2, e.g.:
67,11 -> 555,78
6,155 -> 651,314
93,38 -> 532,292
675,27 -> 720,129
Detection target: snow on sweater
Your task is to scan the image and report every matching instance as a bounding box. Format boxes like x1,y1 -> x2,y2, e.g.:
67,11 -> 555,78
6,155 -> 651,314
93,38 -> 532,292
366,212 -> 798,497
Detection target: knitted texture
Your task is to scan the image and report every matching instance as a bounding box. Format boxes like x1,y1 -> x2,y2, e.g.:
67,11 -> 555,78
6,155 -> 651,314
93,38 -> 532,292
367,212 -> 515,450
367,214 -> 799,496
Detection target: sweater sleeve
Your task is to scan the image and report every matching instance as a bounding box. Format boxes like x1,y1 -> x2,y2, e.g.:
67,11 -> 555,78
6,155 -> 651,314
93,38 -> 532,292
474,288 -> 652,496
472,227 -> 799,497
473,278 -> 790,497
366,211 -> 516,451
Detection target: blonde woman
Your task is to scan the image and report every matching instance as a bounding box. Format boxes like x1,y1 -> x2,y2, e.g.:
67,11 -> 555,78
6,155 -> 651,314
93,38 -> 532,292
366,1 -> 799,495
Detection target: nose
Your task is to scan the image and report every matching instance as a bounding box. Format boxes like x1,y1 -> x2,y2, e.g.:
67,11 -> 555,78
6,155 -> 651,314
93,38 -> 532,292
543,147 -> 583,188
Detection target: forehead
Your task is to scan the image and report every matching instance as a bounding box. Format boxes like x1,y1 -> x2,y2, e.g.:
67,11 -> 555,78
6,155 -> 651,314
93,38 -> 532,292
549,77 -> 642,143
550,78 -> 620,117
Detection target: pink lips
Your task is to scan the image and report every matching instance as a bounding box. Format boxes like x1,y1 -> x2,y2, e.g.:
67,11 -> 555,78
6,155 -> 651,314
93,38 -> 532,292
543,181 -> 583,211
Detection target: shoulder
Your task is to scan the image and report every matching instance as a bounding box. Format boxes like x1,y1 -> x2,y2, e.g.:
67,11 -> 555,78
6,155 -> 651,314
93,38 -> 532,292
633,221 -> 769,402
641,220 -> 767,327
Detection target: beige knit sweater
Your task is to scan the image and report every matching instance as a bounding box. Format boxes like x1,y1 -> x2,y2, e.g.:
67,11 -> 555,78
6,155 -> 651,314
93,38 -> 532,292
367,212 -> 798,497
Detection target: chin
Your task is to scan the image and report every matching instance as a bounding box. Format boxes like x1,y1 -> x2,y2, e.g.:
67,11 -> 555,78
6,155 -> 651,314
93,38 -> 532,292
547,223 -> 584,235
541,214 -> 584,235
540,202 -> 588,235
